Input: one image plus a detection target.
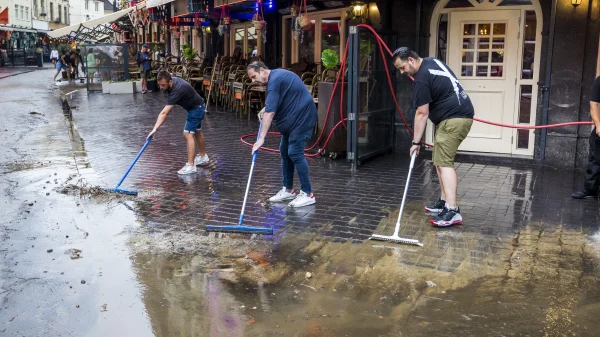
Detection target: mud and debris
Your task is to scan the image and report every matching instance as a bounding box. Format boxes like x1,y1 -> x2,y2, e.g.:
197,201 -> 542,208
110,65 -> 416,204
65,248 -> 82,259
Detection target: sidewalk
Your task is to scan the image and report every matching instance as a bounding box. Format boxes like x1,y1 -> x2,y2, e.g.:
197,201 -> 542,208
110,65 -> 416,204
0,64 -> 55,79
64,90 -> 600,248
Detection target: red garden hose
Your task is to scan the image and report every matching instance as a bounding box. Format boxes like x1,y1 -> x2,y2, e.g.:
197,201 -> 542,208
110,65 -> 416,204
241,24 -> 594,154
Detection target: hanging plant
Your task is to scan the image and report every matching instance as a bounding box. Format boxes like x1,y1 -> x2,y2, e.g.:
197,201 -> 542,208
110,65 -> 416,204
290,3 -> 299,18
252,0 -> 267,31
297,0 -> 311,31
253,13 -> 266,30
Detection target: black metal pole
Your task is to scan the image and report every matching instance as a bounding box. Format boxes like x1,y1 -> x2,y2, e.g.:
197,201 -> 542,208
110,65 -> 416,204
540,0 -> 557,160
347,25 -> 359,168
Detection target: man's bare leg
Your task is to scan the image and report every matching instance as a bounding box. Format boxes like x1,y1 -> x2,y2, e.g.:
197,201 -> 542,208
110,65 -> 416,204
438,166 -> 458,209
184,132 -> 196,166
194,131 -> 206,157
436,165 -> 446,201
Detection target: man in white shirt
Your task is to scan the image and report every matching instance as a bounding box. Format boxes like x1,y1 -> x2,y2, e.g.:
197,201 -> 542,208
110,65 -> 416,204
50,48 -> 59,65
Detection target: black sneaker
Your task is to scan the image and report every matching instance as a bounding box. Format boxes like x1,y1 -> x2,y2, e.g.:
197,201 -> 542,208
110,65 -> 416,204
430,207 -> 463,227
571,190 -> 598,199
425,198 -> 446,214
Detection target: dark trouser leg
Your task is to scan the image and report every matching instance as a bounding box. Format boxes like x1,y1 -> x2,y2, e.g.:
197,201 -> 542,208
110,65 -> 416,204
288,130 -> 312,194
280,136 -> 294,190
584,129 -> 600,193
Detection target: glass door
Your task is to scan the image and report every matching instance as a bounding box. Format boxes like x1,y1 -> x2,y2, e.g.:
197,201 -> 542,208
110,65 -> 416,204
230,23 -> 259,59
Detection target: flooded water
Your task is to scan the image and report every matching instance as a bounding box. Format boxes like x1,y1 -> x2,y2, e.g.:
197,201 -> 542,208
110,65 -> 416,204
125,211 -> 600,337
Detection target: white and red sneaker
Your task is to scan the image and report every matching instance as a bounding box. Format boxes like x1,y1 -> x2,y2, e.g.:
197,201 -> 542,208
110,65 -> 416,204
288,191 -> 315,208
269,187 -> 296,202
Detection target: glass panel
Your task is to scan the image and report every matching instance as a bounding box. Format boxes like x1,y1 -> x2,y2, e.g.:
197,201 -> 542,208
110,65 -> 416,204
437,14 -> 448,62
517,129 -> 529,149
247,26 -> 257,58
478,23 -> 490,36
492,38 -> 504,49
521,10 -> 536,79
322,18 -> 341,58
477,51 -> 489,62
298,20 -> 316,62
476,65 -> 488,77
445,0 -> 475,8
233,28 -> 244,58
491,51 -> 504,63
490,65 -> 503,77
462,51 -> 474,62
463,24 -> 476,36
478,38 -> 490,49
518,85 -> 533,123
463,38 -> 475,49
461,65 -> 473,77
493,23 -> 506,35
499,0 -> 532,5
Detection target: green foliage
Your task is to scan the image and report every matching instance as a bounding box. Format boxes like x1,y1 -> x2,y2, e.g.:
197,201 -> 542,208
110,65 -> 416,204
321,49 -> 339,70
182,43 -> 195,60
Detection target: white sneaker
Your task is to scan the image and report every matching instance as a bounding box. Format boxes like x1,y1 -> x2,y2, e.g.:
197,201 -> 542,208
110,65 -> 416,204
194,154 -> 209,166
288,191 -> 315,208
177,163 -> 197,175
268,187 -> 296,202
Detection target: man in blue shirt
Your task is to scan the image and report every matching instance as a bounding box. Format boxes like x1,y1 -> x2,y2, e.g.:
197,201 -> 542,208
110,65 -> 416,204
247,61 -> 318,208
139,44 -> 152,94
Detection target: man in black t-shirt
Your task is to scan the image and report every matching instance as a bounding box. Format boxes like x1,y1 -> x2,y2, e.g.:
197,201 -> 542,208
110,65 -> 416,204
393,47 -> 474,227
572,76 -> 600,199
147,70 -> 209,175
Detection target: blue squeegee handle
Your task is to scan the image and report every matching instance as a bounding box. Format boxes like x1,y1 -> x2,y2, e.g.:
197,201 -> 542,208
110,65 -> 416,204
115,137 -> 152,189
238,122 -> 262,226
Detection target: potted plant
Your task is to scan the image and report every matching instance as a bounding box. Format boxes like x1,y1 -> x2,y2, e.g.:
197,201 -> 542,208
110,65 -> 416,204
253,13 -> 266,31
321,49 -> 338,71
182,43 -> 195,61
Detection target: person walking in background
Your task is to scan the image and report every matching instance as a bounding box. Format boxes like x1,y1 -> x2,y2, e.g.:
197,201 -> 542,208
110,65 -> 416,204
50,47 -> 59,65
139,44 -> 152,94
86,48 -> 99,84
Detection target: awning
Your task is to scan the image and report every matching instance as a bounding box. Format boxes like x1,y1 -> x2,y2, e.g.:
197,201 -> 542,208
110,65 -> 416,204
0,25 -> 38,33
47,2 -> 146,40
146,0 -> 176,9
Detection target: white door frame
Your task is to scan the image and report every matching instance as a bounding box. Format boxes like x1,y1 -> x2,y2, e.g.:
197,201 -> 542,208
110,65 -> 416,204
427,0 -> 543,156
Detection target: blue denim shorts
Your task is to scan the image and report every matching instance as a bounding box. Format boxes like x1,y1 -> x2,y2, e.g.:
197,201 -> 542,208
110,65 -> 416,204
184,103 -> 206,134
56,61 -> 67,71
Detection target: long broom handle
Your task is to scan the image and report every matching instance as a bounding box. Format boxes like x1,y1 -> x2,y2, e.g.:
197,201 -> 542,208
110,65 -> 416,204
393,152 -> 417,237
237,122 -> 263,225
206,53 -> 219,105
115,137 -> 152,189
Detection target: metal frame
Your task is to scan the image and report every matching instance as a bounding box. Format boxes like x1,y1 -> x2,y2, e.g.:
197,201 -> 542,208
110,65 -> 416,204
347,25 -> 358,169
346,25 -> 396,168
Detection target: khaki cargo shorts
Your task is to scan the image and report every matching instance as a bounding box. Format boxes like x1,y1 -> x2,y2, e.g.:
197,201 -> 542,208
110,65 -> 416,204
432,118 -> 473,167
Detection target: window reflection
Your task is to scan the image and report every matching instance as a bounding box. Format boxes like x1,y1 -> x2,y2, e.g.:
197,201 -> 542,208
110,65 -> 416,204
521,11 -> 536,79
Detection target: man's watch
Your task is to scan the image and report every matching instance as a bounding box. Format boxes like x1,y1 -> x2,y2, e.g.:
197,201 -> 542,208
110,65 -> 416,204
412,141 -> 421,146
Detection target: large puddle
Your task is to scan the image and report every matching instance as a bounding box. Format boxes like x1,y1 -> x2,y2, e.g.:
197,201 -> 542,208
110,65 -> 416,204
127,210 -> 600,337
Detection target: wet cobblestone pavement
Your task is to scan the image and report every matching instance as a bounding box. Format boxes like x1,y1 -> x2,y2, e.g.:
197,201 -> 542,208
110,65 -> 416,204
66,90 -> 600,247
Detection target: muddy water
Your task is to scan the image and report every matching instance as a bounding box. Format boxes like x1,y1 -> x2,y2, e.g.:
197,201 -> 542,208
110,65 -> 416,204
127,205 -> 600,337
